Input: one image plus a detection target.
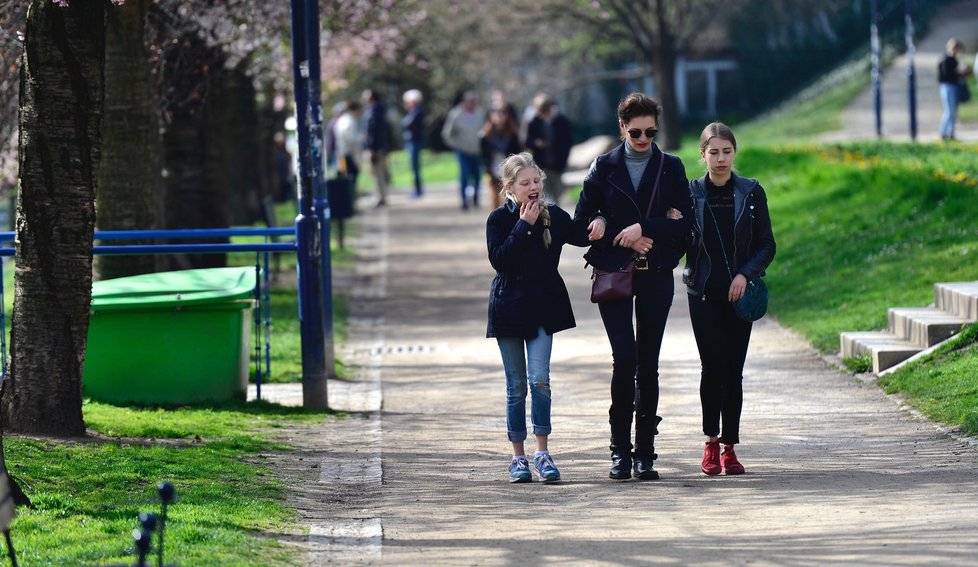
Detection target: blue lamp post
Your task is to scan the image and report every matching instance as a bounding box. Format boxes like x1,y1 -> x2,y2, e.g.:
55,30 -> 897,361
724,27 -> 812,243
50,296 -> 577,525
304,0 -> 336,381
906,0 -> 917,141
871,0 -> 882,137
290,0 -> 329,408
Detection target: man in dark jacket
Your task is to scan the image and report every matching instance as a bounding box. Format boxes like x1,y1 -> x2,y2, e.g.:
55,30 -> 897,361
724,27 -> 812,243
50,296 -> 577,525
526,96 -> 573,206
400,89 -> 426,198
362,89 -> 392,206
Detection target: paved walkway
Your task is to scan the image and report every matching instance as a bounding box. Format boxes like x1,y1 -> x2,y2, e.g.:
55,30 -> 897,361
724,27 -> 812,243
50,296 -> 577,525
823,0 -> 978,142
262,179 -> 978,565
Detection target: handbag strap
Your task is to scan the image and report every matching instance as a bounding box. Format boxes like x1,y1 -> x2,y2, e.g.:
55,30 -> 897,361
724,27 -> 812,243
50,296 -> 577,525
704,197 -> 736,282
642,151 -> 666,220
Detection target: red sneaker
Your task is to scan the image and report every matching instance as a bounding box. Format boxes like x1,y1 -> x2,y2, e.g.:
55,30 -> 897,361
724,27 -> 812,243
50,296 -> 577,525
721,445 -> 745,475
701,441 -> 721,476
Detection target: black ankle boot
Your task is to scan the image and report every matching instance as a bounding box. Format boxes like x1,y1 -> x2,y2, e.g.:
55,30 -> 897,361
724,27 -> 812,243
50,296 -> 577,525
633,454 -> 659,480
609,451 -> 632,480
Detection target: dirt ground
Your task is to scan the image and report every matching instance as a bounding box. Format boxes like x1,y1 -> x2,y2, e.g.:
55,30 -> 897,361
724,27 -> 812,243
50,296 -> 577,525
256,178 -> 978,566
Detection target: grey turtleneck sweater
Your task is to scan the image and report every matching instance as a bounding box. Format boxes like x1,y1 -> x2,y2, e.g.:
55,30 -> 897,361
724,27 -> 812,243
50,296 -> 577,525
623,143 -> 652,191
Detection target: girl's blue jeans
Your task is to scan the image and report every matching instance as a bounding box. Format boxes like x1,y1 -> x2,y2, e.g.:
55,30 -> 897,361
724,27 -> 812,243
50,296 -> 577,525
940,82 -> 959,139
496,327 -> 553,442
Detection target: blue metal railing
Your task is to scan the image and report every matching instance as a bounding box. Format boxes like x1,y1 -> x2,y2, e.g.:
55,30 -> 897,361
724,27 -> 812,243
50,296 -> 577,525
0,227 -> 299,401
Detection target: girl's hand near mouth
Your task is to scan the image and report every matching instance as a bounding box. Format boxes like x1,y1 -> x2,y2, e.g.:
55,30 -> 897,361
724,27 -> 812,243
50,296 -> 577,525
519,199 -> 541,224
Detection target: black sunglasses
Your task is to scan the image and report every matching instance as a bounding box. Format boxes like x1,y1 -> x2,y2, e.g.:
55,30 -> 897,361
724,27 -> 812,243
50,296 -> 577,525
626,127 -> 658,139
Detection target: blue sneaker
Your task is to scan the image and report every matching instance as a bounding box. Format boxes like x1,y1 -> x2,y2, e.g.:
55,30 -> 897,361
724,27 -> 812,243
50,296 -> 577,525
509,457 -> 532,483
534,453 -> 561,482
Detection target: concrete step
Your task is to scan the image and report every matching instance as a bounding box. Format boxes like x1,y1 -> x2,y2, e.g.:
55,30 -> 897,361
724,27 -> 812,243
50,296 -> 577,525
839,331 -> 921,374
888,306 -> 969,348
935,281 -> 978,321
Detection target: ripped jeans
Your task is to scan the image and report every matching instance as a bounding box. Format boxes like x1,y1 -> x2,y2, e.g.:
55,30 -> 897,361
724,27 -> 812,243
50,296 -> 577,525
496,327 -> 553,442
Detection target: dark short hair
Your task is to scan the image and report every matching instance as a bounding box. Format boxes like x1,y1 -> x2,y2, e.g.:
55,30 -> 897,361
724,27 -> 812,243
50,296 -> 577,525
617,92 -> 662,125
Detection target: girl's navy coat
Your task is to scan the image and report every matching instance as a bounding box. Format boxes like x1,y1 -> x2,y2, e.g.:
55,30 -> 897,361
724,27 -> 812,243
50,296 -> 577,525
574,142 -> 692,272
486,200 -> 590,339
683,173 -> 776,296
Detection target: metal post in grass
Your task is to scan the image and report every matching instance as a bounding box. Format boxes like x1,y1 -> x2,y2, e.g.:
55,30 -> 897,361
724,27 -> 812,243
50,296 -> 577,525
304,0 -> 336,386
290,0 -> 329,408
134,512 -> 156,567
905,0 -> 917,141
871,0 -> 882,137
157,482 -> 175,567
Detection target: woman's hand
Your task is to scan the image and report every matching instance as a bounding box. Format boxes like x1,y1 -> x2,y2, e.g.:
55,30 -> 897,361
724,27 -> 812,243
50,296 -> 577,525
587,217 -> 606,241
665,207 -> 683,220
728,274 -> 748,302
613,223 -> 642,248
614,223 -> 653,254
519,200 -> 540,224
632,237 -> 653,254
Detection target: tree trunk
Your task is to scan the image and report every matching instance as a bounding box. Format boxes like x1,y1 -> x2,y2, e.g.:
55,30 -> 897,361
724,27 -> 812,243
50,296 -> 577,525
1,0 -> 105,436
96,0 -> 161,280
157,31 -> 228,271
223,65 -> 262,227
650,45 -> 681,151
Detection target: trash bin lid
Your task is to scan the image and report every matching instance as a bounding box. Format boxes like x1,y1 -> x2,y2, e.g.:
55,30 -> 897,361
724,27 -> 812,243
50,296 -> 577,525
91,267 -> 257,312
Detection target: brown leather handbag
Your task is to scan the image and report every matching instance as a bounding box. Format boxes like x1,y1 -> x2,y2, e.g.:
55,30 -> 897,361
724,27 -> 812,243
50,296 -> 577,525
590,258 -> 638,303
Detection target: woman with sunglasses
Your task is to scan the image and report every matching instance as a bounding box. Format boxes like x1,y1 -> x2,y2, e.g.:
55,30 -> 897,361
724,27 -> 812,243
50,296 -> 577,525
574,92 -> 691,480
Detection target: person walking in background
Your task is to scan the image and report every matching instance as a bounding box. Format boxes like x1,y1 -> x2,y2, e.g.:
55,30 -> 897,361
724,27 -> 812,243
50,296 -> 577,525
526,95 -> 573,206
487,152 -> 606,483
490,89 -> 520,127
684,122 -> 776,476
519,92 -> 545,147
938,38 -> 972,141
362,89 -> 392,206
325,101 -> 346,174
334,100 -> 363,196
481,108 -> 523,210
401,89 -> 426,198
273,132 -> 295,203
442,91 -> 484,210
573,92 -> 692,481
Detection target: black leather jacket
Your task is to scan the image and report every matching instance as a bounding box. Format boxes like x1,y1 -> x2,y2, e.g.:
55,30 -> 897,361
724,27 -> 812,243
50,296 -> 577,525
574,142 -> 691,272
683,173 -> 776,297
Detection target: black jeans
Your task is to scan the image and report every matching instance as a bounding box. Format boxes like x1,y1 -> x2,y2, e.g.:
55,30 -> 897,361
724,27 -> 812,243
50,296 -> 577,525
597,270 -> 673,457
688,291 -> 753,445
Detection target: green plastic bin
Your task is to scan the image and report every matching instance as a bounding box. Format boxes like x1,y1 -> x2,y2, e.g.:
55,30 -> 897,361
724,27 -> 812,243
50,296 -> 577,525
83,267 -> 256,405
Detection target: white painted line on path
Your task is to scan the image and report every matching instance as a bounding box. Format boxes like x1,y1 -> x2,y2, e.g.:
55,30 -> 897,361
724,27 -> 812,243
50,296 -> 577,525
308,519 -> 382,563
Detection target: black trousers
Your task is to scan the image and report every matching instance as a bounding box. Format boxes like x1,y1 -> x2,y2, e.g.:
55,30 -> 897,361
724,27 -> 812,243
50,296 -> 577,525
688,291 -> 753,445
597,270 -> 673,457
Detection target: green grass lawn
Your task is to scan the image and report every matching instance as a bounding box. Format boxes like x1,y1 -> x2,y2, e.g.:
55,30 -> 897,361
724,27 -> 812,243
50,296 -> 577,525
732,141 -> 978,352
878,323 -> 978,435
0,203 -> 351,564
6,400 -> 332,565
